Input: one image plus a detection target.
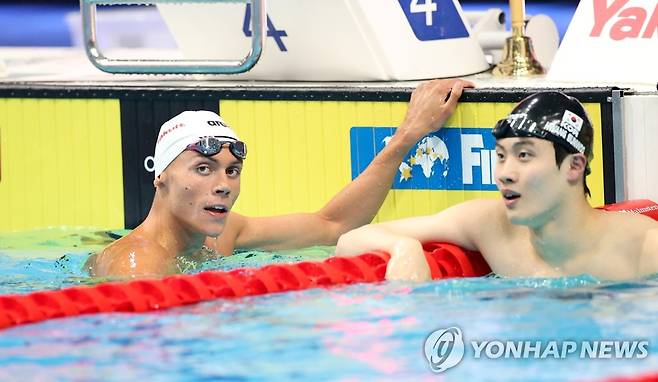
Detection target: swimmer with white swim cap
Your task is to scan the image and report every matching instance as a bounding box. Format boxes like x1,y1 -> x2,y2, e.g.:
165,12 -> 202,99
87,79 -> 474,278
337,92 -> 658,281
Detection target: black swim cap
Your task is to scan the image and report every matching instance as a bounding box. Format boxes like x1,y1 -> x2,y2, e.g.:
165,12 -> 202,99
492,92 -> 593,158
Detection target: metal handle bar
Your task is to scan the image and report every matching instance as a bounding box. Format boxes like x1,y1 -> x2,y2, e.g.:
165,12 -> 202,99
80,0 -> 266,74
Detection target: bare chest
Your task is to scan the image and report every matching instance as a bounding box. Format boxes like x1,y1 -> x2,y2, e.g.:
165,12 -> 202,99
480,233 -> 642,280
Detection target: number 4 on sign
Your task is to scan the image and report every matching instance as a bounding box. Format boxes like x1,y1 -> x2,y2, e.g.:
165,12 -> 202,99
411,0 -> 438,26
243,4 -> 288,52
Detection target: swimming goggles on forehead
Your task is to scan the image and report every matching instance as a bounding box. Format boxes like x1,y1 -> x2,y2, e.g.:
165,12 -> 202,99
492,115 -> 583,154
186,136 -> 247,160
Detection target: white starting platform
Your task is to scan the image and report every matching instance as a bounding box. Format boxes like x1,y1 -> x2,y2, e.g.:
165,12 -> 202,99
157,0 -> 491,80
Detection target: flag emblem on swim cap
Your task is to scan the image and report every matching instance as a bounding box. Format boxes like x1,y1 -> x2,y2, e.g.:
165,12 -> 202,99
561,110 -> 584,136
492,92 -> 593,157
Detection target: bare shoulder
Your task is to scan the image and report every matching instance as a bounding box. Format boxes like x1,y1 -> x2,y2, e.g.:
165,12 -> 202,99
441,198 -> 506,219
449,198 -> 511,231
433,198 -> 511,248
611,210 -> 658,226
208,211 -> 247,255
89,234 -> 175,278
639,226 -> 658,276
601,210 -> 658,239
224,210 -> 248,233
598,211 -> 658,277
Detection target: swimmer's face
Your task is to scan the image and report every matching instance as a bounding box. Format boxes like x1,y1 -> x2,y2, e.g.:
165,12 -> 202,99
156,145 -> 242,237
494,137 -> 569,226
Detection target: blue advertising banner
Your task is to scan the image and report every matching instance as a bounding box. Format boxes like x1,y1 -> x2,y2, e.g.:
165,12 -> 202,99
350,127 -> 497,191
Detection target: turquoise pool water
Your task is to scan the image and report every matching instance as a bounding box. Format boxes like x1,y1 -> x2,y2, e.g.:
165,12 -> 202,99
1,228 -> 658,381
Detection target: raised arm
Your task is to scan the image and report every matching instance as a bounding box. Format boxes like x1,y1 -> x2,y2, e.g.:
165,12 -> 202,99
224,79 -> 474,253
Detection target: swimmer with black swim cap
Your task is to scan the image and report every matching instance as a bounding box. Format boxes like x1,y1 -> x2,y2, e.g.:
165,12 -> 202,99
338,91 -> 658,281
492,91 -> 594,195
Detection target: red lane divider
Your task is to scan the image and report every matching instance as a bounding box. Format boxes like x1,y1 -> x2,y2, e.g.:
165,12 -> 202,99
597,199 -> 658,220
2,199 -> 656,331
603,372 -> 658,382
0,243 -> 490,330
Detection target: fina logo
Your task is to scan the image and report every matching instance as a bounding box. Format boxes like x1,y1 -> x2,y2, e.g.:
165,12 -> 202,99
424,326 -> 465,373
349,127 -> 497,191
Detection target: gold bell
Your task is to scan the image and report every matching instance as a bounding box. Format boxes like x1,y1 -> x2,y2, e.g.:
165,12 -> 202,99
493,0 -> 545,76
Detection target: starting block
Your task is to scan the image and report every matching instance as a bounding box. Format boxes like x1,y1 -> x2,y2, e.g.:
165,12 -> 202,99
155,0 -> 490,80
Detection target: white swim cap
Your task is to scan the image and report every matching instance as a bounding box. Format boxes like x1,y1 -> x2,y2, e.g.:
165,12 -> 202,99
153,110 -> 240,178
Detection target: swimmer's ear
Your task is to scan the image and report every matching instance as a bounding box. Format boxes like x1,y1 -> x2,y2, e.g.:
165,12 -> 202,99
153,174 -> 163,188
566,153 -> 588,181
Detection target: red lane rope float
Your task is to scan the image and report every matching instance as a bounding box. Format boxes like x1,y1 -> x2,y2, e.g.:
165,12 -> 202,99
0,243 -> 489,330
1,199 -> 657,330
603,372 -> 658,382
597,199 -> 658,219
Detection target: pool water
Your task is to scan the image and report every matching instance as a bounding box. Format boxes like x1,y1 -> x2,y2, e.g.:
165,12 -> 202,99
1,228 -> 658,381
